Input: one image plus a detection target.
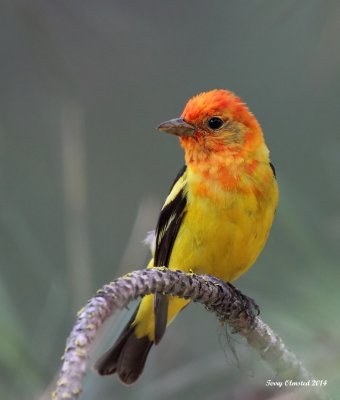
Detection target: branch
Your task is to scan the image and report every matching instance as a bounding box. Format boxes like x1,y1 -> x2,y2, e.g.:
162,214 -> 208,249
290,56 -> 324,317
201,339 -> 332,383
52,268 -> 329,400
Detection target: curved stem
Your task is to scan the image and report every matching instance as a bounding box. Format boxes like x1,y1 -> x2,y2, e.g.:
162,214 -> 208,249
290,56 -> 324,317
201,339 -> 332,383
52,268 -> 329,400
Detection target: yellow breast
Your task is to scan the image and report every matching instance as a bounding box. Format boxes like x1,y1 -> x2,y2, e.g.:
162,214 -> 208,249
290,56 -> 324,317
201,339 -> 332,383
168,164 -> 278,281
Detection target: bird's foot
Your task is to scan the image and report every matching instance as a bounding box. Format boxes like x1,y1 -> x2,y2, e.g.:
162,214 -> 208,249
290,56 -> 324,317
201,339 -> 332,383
227,283 -> 259,330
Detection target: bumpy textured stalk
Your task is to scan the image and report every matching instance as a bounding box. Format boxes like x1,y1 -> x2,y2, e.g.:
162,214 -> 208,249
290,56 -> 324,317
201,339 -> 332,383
52,268 -> 329,400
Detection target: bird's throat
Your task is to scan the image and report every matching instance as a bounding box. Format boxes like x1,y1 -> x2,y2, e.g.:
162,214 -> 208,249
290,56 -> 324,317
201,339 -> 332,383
185,148 -> 272,200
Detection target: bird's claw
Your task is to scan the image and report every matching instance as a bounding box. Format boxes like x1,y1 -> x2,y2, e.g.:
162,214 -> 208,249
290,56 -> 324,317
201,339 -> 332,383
227,283 -> 259,329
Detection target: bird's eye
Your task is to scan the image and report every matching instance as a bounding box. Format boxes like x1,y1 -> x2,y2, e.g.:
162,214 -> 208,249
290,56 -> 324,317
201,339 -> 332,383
207,117 -> 224,130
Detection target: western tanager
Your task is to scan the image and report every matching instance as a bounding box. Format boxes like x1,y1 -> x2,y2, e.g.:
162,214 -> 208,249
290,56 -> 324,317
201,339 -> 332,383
95,89 -> 279,384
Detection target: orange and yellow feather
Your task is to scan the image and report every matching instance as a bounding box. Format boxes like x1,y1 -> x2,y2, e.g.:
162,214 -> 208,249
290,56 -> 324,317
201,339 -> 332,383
134,90 -> 279,340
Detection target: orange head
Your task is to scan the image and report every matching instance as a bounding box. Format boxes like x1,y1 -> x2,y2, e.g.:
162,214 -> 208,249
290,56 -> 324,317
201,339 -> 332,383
158,89 -> 267,165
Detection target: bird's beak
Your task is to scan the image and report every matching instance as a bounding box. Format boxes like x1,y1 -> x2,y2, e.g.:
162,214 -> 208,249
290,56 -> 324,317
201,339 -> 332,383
157,117 -> 195,137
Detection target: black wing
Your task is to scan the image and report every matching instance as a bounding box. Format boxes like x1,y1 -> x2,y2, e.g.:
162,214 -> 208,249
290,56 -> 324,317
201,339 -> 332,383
94,168 -> 188,381
269,162 -> 276,178
153,165 -> 187,344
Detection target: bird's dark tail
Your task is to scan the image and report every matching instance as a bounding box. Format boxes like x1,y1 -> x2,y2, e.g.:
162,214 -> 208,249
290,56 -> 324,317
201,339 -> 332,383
94,307 -> 153,385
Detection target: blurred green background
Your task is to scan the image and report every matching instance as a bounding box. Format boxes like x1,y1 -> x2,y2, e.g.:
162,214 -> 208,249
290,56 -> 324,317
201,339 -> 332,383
1,1 -> 339,399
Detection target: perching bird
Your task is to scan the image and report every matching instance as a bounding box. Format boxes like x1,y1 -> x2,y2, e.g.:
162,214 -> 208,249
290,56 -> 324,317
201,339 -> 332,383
95,89 -> 279,384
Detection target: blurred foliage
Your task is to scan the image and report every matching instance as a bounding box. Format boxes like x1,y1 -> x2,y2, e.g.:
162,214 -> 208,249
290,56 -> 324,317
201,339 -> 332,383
0,1 -> 339,399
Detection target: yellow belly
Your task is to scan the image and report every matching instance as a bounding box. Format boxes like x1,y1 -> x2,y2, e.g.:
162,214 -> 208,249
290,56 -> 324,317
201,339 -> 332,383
170,188 -> 277,280
134,173 -> 278,340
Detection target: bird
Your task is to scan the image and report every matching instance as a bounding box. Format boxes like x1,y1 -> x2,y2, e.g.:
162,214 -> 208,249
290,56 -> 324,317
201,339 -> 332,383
94,89 -> 279,384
